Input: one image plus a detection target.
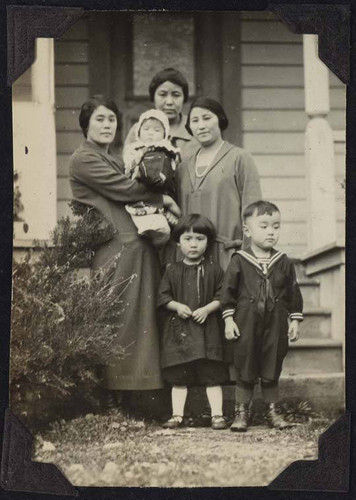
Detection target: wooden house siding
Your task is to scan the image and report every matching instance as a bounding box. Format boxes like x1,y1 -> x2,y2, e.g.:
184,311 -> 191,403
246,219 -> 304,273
55,19 -> 89,220
54,13 -> 346,255
240,11 -> 345,256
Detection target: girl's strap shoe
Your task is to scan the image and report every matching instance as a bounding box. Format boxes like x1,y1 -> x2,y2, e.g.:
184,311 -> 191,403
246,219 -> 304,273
211,415 -> 228,430
162,415 -> 183,429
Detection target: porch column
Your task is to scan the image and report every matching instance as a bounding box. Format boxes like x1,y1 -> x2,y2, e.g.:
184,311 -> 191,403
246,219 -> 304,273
303,34 -> 336,251
32,38 -> 55,105
13,38 -> 57,243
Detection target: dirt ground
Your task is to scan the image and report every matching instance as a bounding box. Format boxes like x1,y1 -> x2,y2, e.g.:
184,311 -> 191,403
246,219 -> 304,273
33,411 -> 330,488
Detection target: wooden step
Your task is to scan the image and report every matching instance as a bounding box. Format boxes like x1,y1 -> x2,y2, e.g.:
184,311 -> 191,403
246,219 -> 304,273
283,338 -> 343,375
124,371 -> 345,417
299,307 -> 331,338
278,373 -> 344,412
299,279 -> 320,307
293,260 -> 313,281
294,261 -> 321,307
220,373 -> 344,413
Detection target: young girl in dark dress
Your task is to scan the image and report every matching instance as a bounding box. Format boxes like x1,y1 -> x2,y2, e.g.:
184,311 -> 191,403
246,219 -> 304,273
157,214 -> 228,430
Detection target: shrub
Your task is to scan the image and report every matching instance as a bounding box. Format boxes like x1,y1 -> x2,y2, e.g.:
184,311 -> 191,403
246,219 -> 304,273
10,203 -> 131,426
280,400 -> 317,423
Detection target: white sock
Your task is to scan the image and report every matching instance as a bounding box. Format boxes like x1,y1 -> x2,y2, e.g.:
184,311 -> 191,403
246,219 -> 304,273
172,386 -> 188,417
206,385 -> 223,416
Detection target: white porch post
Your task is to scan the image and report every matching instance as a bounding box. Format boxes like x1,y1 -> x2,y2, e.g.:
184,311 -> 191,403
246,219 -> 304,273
13,38 -> 57,243
303,34 -> 336,251
32,38 -> 55,106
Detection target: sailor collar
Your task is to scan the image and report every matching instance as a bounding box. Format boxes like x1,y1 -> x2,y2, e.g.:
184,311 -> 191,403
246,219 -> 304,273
236,248 -> 285,274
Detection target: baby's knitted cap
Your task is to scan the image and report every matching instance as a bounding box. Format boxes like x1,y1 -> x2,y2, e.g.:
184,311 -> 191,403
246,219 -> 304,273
136,109 -> 170,140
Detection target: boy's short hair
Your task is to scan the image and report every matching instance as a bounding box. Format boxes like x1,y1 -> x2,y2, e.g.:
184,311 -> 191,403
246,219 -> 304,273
173,214 -> 216,245
243,200 -> 280,222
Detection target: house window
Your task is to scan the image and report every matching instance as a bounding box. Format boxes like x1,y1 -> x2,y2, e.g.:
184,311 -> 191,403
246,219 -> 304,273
132,12 -> 196,97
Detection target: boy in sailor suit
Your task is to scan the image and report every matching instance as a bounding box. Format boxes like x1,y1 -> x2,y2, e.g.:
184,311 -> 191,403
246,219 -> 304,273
220,200 -> 303,432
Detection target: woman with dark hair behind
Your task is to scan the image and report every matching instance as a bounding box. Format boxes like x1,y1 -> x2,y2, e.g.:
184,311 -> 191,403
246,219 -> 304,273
124,67 -> 199,162
69,96 -> 181,408
176,96 -> 262,270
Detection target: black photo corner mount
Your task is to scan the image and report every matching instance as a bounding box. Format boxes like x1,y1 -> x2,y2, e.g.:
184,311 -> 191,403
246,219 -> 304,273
7,5 -> 84,86
5,6 -> 84,495
265,3 -> 351,490
269,3 -> 350,84
4,3 -> 351,496
268,413 -> 351,492
0,408 -> 78,496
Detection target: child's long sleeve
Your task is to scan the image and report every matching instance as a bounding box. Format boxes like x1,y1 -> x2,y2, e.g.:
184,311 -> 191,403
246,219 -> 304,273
157,268 -> 174,308
213,266 -> 225,301
220,255 -> 241,320
286,261 -> 304,321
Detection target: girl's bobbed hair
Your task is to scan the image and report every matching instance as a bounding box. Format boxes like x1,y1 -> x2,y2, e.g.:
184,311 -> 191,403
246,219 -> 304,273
79,96 -> 120,138
186,96 -> 229,135
148,67 -> 189,103
173,214 -> 216,246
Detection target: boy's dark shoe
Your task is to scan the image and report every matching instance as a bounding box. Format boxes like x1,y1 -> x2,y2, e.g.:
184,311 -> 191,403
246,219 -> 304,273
266,403 -> 292,429
230,403 -> 249,432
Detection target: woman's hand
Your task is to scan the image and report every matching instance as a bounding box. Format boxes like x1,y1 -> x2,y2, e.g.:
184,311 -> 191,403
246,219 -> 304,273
162,195 -> 181,218
165,210 -> 179,226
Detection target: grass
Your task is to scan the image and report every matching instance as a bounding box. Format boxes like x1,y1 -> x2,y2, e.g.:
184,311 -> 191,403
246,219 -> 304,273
33,410 -> 332,487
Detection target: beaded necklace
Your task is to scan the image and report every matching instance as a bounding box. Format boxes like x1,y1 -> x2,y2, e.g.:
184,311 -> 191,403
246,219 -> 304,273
195,141 -> 225,179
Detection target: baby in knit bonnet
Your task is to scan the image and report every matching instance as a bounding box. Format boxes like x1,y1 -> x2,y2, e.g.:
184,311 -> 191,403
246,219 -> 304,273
124,109 -> 181,247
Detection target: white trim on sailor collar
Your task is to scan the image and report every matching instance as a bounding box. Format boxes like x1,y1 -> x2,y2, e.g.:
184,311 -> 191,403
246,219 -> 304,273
236,249 -> 285,273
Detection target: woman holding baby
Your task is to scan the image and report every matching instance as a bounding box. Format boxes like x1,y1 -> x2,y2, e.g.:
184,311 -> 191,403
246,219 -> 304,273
70,68 -> 197,408
70,67 -> 261,411
69,95 -> 180,408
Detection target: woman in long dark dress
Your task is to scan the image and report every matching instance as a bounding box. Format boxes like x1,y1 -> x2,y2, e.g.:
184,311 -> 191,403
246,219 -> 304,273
69,96 -> 181,404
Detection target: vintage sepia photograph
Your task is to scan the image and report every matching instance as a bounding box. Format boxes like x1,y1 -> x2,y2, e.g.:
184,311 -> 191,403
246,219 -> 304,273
10,10 -> 346,488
